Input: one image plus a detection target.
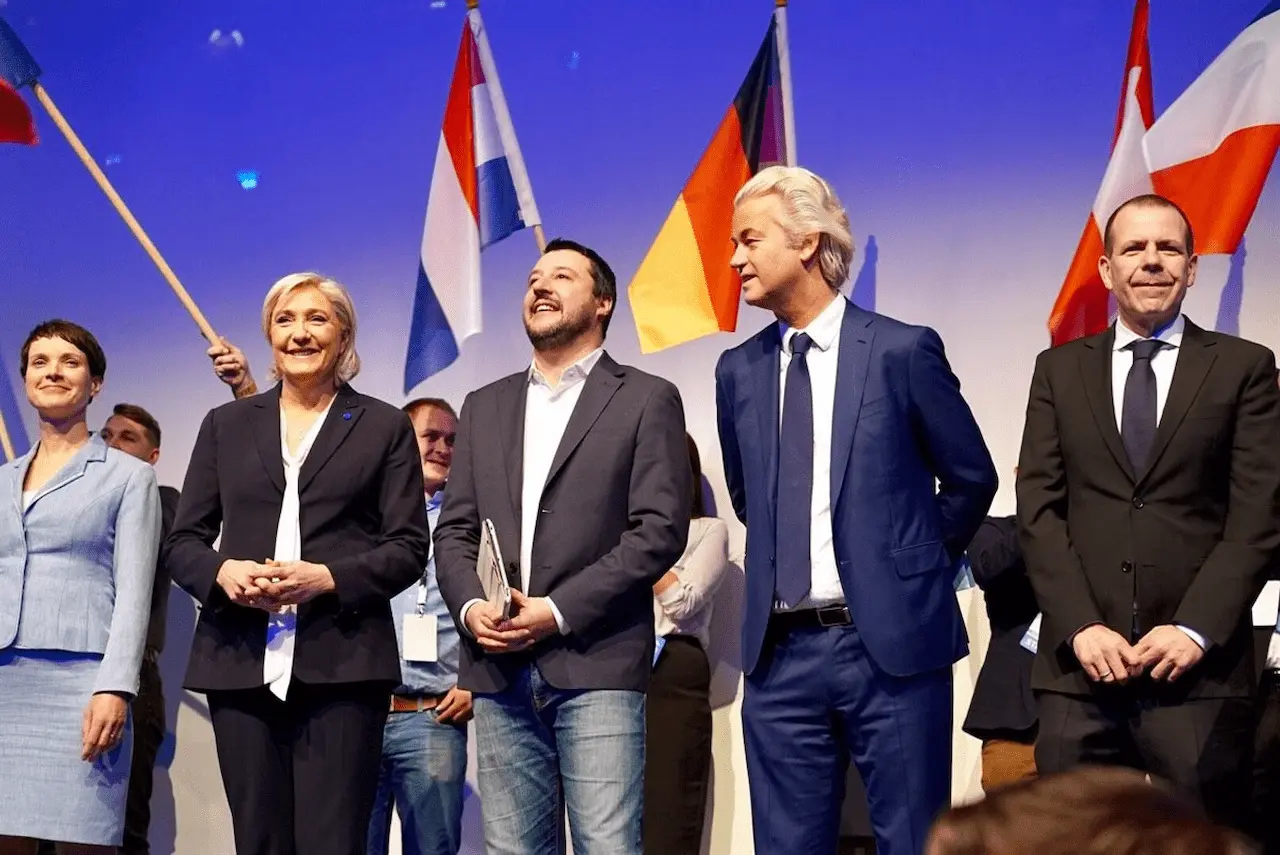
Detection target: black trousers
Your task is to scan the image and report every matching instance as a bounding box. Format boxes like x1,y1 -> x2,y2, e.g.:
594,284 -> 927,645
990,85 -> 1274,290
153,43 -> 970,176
1253,670 -> 1280,855
643,636 -> 713,855
123,654 -> 166,855
206,681 -> 390,855
1036,687 -> 1254,832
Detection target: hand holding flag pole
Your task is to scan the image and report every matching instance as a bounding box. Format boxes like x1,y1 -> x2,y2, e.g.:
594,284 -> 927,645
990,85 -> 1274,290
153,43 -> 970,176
1,16 -> 223,349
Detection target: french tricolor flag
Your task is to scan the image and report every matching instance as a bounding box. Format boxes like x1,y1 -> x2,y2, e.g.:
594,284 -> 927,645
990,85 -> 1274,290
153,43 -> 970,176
404,6 -> 540,394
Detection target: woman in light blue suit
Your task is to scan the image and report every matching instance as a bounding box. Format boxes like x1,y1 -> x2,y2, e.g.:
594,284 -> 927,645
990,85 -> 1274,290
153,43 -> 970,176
0,320 -> 161,855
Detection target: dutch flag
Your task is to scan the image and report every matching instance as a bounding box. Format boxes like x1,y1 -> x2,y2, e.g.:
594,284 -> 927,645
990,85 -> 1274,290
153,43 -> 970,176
403,6 -> 540,394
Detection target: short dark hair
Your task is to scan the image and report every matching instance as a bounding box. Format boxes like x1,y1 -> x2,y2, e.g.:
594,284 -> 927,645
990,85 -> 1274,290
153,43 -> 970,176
687,433 -> 706,519
544,237 -> 617,337
402,397 -> 457,420
111,403 -> 162,448
1103,194 -> 1195,256
19,319 -> 107,381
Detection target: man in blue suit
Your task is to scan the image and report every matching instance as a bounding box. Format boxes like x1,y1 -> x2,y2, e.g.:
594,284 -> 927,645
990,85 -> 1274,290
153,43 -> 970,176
715,166 -> 997,855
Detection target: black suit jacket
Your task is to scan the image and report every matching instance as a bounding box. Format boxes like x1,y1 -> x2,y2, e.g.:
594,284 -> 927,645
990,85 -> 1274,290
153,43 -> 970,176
145,485 -> 181,653
165,384 -> 431,692
1017,320 -> 1280,698
963,516 -> 1038,739
435,352 -> 691,694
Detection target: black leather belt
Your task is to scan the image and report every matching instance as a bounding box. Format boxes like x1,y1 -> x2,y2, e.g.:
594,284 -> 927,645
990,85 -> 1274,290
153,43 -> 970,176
770,604 -> 852,633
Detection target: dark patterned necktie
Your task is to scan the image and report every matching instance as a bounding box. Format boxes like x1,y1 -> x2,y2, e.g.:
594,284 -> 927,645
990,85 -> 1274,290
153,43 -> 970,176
775,333 -> 814,606
1121,338 -> 1163,473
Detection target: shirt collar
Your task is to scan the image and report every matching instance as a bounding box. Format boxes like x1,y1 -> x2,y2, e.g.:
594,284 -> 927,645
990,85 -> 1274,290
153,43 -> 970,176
1113,313 -> 1185,352
529,346 -> 605,389
425,488 -> 445,512
780,295 -> 846,353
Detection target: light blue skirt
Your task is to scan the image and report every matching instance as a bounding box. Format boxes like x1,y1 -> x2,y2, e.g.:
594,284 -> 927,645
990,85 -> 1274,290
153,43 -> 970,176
0,649 -> 132,846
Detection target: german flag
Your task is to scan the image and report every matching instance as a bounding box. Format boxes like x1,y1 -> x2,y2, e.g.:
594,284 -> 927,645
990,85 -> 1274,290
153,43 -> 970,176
629,9 -> 792,353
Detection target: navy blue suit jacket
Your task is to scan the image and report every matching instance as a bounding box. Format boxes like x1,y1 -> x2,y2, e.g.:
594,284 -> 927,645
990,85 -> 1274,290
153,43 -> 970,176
715,299 -> 997,677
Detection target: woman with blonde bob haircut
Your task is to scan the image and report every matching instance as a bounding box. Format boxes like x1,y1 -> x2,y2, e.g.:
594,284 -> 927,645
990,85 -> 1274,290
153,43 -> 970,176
166,272 -> 431,855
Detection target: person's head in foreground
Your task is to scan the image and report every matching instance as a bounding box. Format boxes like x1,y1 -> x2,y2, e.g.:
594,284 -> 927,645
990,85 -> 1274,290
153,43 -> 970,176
926,767 -> 1252,855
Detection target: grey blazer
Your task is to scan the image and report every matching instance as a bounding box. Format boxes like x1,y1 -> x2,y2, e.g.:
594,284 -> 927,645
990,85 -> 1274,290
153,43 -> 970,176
0,434 -> 161,696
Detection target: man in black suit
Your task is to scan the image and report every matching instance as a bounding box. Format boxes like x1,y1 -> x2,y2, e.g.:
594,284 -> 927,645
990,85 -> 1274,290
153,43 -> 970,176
99,404 -> 180,855
962,514 -> 1039,793
435,238 -> 691,855
1017,193 -> 1280,830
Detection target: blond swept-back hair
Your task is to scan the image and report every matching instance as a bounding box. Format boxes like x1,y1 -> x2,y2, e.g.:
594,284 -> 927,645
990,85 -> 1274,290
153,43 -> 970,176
734,165 -> 855,290
260,272 -> 361,384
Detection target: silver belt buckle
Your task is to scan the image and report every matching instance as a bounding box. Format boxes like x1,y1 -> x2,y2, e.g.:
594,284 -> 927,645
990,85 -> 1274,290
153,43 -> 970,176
816,605 -> 850,627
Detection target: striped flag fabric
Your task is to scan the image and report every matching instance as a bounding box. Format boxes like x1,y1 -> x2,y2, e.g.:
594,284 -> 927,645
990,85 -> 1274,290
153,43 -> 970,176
403,6 -> 540,394
0,16 -> 39,145
1047,0 -> 1152,346
1146,1 -> 1280,256
628,7 -> 795,354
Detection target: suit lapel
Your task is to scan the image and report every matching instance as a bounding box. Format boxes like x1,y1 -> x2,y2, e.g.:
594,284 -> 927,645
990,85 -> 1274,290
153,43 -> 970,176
830,303 -> 874,512
24,437 -> 105,513
299,385 -> 364,492
252,385 -> 286,495
497,372 -> 528,534
1080,327 -> 1134,481
10,445 -> 35,517
542,355 -> 623,493
1138,321 -> 1215,485
750,326 -> 782,534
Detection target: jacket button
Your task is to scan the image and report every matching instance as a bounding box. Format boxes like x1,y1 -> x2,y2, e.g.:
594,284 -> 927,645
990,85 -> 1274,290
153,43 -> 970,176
1121,561 -> 1133,573
1132,497 -> 1144,509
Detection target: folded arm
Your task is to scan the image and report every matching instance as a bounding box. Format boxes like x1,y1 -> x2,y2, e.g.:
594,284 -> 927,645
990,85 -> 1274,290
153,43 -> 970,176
908,327 -> 998,559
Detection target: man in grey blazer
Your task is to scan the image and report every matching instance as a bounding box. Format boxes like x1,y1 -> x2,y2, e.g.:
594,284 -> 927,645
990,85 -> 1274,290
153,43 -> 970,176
435,238 -> 691,855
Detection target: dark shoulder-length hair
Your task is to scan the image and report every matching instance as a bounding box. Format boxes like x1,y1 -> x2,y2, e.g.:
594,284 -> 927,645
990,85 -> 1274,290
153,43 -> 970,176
687,433 -> 706,520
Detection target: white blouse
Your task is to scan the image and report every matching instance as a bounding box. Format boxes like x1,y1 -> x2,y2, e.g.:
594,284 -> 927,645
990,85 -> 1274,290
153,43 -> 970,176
263,397 -> 336,700
653,516 -> 731,651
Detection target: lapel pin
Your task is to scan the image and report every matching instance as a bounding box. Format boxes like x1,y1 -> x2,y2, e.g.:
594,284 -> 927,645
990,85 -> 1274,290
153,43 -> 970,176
343,412 -> 352,421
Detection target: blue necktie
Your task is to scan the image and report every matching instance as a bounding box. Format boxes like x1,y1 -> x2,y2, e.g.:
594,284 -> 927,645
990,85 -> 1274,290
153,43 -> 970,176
1121,338 -> 1163,474
776,332 -> 814,606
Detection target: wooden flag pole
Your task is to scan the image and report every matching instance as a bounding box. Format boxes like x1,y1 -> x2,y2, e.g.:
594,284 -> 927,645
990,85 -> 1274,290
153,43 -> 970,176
0,411 -> 16,462
30,82 -> 222,345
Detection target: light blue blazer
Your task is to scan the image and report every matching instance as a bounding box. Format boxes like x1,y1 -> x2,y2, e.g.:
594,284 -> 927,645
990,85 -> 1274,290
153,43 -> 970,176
0,434 -> 161,696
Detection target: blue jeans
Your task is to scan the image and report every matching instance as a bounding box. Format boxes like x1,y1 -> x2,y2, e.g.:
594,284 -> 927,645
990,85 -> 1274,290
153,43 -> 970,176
474,665 -> 645,855
366,708 -> 468,855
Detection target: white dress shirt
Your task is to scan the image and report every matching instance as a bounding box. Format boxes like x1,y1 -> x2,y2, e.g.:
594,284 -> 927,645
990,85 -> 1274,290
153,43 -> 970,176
459,348 -> 603,636
264,397 -> 335,700
1110,313 -> 1184,432
776,294 -> 847,610
654,517 -> 730,650
1110,314 -> 1206,651
519,347 -> 605,632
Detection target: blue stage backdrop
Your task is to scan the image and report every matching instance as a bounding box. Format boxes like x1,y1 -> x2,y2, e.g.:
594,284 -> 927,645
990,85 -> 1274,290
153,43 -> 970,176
1,2 -> 1277,853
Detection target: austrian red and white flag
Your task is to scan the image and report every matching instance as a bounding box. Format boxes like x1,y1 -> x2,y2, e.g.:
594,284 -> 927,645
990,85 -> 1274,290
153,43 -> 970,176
1048,0 -> 1153,346
1146,1 -> 1280,255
